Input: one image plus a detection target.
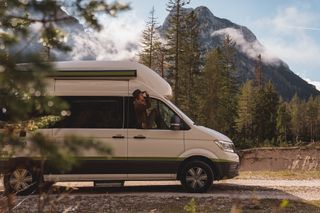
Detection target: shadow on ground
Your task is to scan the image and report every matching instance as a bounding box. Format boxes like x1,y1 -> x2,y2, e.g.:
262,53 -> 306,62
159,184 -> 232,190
1,183 -> 320,213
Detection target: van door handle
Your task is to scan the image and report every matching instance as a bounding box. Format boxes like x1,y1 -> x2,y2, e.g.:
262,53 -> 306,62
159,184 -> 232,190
133,135 -> 146,139
112,135 -> 125,139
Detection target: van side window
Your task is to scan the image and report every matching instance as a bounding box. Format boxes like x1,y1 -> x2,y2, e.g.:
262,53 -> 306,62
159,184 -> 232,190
126,97 -> 184,130
54,96 -> 124,128
158,101 -> 176,129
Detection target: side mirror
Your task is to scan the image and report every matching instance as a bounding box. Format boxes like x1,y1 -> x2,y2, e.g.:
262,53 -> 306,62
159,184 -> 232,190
170,115 -> 181,130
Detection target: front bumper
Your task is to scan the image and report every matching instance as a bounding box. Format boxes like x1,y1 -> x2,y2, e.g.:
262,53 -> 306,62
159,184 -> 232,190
212,161 -> 239,180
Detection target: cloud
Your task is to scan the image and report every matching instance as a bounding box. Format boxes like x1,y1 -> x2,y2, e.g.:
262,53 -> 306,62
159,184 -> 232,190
211,28 -> 281,65
252,6 -> 320,80
265,7 -> 318,34
70,12 -> 145,60
301,77 -> 320,91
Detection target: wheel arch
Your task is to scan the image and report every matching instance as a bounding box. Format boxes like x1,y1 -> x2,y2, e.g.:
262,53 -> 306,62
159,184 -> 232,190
7,157 -> 40,172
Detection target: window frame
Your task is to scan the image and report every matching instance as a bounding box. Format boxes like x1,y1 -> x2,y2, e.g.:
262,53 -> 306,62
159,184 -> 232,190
125,96 -> 190,130
53,96 -> 125,129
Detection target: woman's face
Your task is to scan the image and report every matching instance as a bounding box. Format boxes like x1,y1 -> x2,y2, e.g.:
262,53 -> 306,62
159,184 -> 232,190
137,93 -> 146,105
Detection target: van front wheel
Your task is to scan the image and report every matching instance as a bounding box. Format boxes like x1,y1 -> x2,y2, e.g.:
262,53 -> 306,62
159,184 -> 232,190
180,160 -> 213,193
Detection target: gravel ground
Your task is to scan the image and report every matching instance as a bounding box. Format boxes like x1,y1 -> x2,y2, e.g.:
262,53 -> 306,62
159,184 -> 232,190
1,179 -> 320,212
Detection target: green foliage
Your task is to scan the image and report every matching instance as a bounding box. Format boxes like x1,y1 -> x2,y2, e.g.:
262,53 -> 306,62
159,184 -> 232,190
236,81 -> 320,148
0,0 -> 129,172
236,80 -> 255,147
140,1 -> 203,122
235,79 -> 280,148
253,81 -> 279,145
202,36 -> 238,137
288,95 -> 320,143
279,199 -> 289,209
138,7 -> 166,76
165,0 -> 190,104
140,1 -> 320,148
178,10 -> 202,121
277,100 -> 291,144
184,198 -> 197,213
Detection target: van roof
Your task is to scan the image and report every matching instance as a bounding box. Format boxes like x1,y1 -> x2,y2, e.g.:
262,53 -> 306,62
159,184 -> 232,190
52,60 -> 173,99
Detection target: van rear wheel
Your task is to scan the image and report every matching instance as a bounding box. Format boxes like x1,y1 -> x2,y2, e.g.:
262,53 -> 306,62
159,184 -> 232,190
4,165 -> 40,196
180,160 -> 213,193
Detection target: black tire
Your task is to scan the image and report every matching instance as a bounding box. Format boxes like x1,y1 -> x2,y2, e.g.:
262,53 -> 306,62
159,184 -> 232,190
3,164 -> 41,196
180,160 -> 213,193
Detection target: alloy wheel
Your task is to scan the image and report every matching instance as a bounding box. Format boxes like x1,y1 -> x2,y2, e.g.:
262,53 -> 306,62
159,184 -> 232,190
186,167 -> 208,189
9,168 -> 33,192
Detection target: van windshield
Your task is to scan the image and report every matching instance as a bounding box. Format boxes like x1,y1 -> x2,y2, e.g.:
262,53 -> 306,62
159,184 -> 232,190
165,99 -> 194,125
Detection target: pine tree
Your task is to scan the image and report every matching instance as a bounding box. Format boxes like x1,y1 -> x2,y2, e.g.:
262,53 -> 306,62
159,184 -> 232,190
220,35 -> 238,137
138,7 -> 165,76
165,0 -> 190,104
203,48 -> 222,129
236,80 -> 256,147
277,100 -> 291,145
289,94 -> 306,142
177,10 -> 201,120
253,81 -> 279,145
202,36 -> 238,137
306,96 -> 319,142
152,40 -> 166,77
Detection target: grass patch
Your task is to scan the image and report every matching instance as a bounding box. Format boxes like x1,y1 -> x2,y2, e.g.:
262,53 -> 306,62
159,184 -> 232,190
237,171 -> 320,180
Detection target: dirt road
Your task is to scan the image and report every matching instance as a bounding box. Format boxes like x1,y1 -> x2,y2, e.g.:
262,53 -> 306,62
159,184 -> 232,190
51,179 -> 320,201
2,178 -> 319,212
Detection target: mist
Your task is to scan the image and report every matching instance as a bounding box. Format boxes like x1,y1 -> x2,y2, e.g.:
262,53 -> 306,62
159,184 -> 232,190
212,28 -> 281,66
70,12 -> 145,61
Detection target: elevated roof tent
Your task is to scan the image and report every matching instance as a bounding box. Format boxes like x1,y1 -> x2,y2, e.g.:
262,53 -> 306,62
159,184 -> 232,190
51,60 -> 173,99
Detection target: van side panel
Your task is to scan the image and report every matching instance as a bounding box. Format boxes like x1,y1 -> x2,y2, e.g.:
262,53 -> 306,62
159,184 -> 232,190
51,79 -> 129,176
54,80 -> 129,96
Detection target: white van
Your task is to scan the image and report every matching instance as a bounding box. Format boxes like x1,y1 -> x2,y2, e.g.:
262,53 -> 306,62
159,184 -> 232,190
1,61 -> 239,194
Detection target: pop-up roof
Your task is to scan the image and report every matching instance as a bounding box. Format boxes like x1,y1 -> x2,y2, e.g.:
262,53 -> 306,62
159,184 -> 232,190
52,60 -> 173,99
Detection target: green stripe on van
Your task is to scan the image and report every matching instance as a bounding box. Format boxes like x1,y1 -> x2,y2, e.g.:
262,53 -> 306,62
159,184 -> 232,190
35,156 -> 234,162
0,156 -> 235,163
50,70 -> 137,78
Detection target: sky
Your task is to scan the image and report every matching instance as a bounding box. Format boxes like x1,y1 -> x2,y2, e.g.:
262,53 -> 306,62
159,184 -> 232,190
80,0 -> 320,90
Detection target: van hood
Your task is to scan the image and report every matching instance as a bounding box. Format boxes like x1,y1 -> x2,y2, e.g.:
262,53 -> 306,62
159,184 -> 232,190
195,126 -> 232,142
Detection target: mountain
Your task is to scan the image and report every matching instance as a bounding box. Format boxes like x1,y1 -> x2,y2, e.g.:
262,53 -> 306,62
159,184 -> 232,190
159,6 -> 320,100
13,8 -> 139,62
13,6 -> 319,99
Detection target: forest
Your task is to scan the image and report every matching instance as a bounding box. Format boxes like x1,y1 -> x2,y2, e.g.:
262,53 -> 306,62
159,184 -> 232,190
138,0 -> 320,148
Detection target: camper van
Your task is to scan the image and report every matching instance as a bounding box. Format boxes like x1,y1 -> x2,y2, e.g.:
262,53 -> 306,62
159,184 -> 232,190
1,61 -> 239,194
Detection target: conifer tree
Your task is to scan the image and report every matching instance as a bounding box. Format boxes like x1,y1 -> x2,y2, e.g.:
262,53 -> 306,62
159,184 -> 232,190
177,10 -> 201,119
306,96 -> 319,142
165,0 -> 190,104
203,48 -> 222,129
202,36 -> 238,137
236,80 -> 256,147
138,7 -> 165,76
253,81 -> 279,145
220,35 -> 238,137
289,94 -> 305,142
277,100 -> 291,144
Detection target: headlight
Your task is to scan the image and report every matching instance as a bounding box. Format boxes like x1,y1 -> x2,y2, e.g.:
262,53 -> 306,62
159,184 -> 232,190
214,140 -> 235,153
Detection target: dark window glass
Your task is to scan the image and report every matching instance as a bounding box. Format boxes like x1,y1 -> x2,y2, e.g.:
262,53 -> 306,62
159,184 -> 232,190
125,97 -> 186,130
54,96 -> 123,128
